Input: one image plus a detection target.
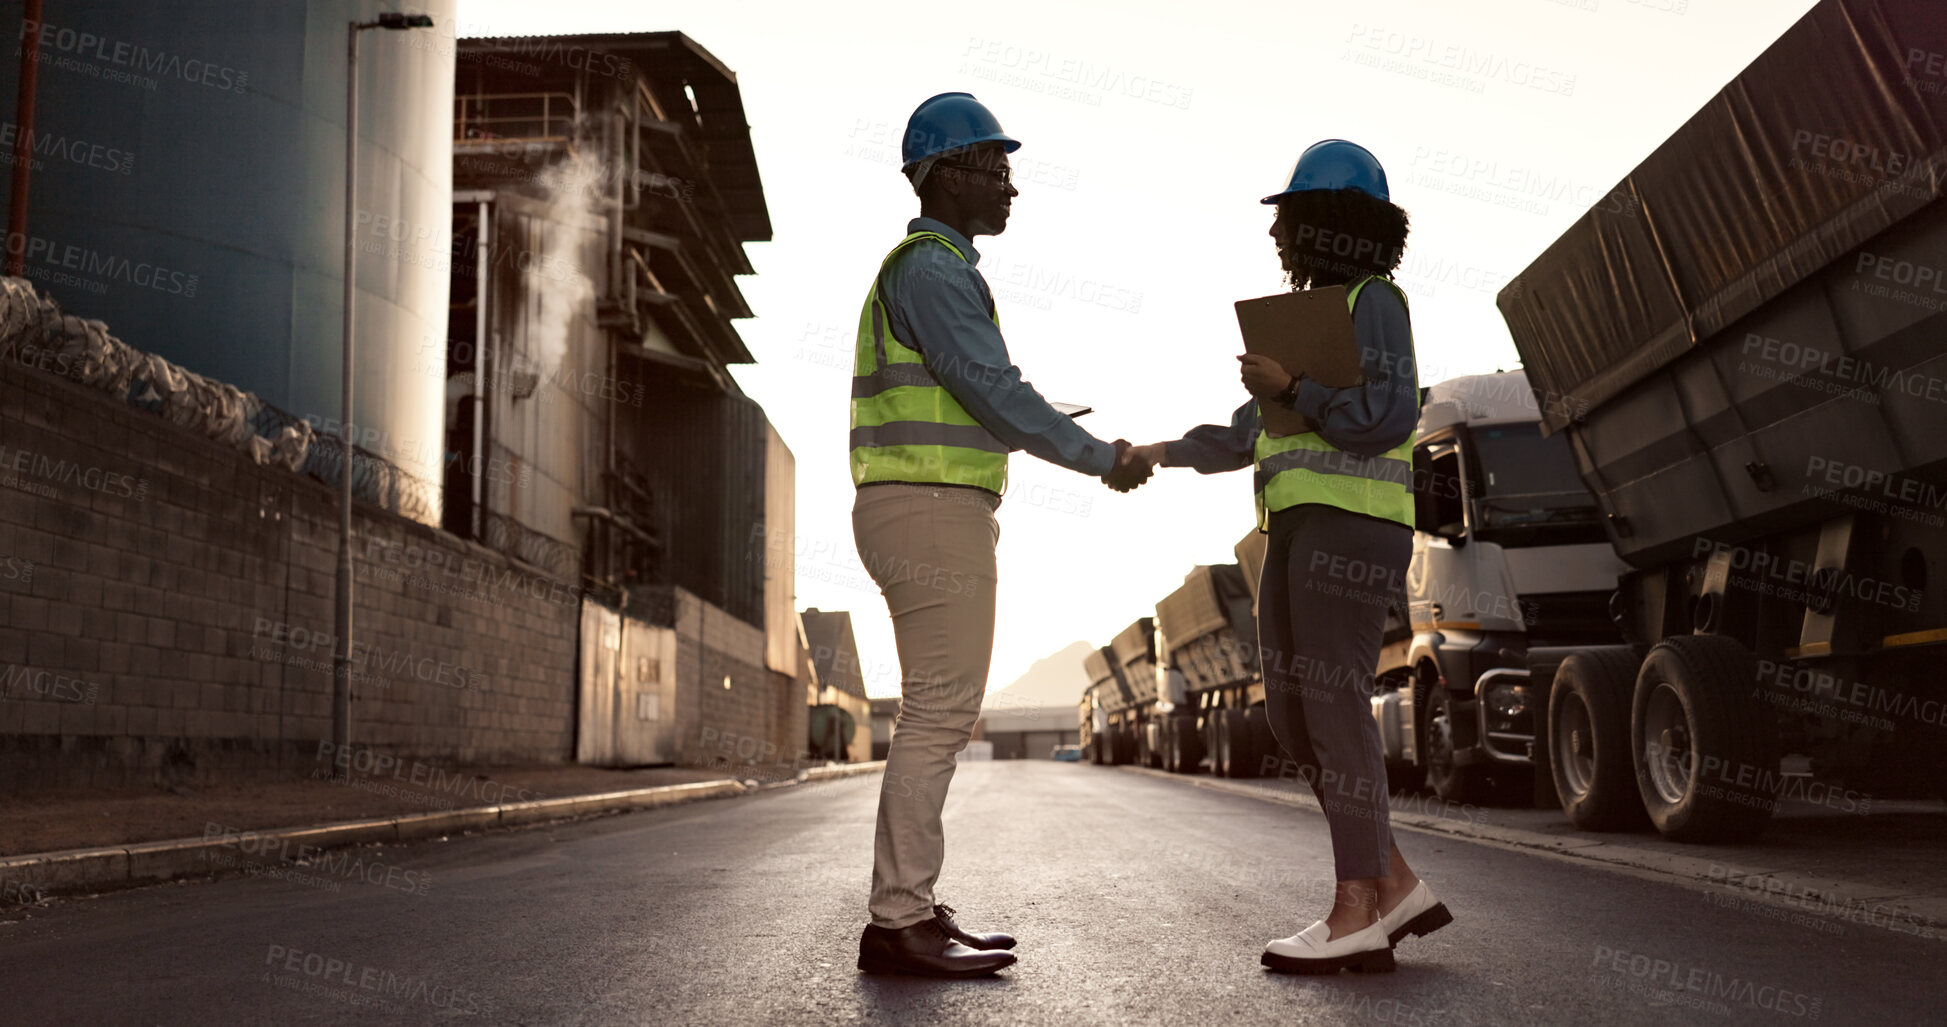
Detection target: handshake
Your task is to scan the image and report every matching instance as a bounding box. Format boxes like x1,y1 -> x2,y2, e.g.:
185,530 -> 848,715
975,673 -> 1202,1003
1102,440 -> 1169,493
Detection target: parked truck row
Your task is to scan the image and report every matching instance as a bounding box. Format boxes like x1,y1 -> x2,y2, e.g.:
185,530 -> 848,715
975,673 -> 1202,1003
1080,370 -> 1624,809
1079,0 -> 1947,845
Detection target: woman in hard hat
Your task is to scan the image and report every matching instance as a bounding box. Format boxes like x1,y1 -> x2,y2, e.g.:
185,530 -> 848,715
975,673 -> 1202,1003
1131,140 -> 1451,974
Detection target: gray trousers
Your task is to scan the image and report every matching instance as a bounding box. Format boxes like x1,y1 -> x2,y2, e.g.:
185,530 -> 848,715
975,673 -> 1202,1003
1258,503 -> 1410,881
852,483 -> 1000,928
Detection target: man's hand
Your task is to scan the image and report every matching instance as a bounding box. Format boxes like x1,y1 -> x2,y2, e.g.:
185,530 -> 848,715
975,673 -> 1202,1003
1238,353 -> 1295,401
1103,439 -> 1154,493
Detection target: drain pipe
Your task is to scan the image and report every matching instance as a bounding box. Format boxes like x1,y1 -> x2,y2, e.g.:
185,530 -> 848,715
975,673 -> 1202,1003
5,0 -> 44,277
472,199 -> 490,539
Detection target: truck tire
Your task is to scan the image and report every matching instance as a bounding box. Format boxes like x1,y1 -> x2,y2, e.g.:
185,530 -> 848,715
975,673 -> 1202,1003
1220,709 -> 1254,778
1631,635 -> 1780,843
1549,647 -> 1648,831
1226,707 -> 1267,779
1425,687 -> 1490,805
1177,714 -> 1205,774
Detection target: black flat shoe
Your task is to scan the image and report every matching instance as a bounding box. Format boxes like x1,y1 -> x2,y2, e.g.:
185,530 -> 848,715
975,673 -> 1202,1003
934,903 -> 1017,951
858,919 -> 1016,978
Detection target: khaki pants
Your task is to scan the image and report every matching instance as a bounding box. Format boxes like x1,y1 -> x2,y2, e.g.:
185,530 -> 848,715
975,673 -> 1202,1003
853,483 -> 1000,929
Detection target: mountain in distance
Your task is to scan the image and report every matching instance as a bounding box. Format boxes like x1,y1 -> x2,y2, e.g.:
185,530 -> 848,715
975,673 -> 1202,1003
985,640 -> 1094,711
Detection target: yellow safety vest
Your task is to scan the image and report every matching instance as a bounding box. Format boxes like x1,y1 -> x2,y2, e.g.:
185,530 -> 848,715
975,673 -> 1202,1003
850,231 -> 1009,493
1253,276 -> 1418,530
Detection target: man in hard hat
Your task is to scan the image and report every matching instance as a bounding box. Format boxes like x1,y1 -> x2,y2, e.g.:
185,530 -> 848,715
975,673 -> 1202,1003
1131,140 -> 1450,973
851,92 -> 1150,978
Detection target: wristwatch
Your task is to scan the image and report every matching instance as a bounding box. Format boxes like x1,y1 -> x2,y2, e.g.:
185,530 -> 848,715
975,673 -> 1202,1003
1275,374 -> 1302,409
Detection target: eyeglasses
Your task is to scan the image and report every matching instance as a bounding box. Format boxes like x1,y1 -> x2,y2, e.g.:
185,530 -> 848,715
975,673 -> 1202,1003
934,162 -> 1012,187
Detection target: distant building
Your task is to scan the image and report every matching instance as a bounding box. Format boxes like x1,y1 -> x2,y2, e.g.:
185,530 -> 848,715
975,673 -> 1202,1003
799,609 -> 873,762
975,703 -> 1080,760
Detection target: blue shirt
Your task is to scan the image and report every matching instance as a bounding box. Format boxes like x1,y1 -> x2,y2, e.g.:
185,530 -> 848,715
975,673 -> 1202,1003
877,218 -> 1118,478
1164,280 -> 1418,471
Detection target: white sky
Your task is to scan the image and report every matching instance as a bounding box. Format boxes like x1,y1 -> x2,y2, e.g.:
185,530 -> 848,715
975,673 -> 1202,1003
465,0 -> 1820,699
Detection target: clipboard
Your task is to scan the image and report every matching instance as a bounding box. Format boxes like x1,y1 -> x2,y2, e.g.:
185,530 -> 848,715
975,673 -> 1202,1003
1234,285 -> 1363,437
1050,401 -> 1092,419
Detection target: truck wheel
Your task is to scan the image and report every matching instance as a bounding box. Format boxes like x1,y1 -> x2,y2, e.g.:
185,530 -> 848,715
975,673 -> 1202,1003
1179,718 -> 1199,774
1632,635 -> 1780,843
1384,760 -> 1425,794
1179,715 -> 1206,774
1214,717 -> 1246,779
1425,688 -> 1490,804
1550,647 -> 1648,831
1231,707 -> 1272,779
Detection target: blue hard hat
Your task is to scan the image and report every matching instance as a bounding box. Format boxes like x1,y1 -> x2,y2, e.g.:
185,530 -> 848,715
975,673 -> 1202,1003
901,92 -> 1021,169
1261,139 -> 1389,204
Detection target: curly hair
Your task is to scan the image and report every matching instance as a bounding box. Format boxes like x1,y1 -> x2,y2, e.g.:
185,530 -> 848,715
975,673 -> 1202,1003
1271,188 -> 1411,291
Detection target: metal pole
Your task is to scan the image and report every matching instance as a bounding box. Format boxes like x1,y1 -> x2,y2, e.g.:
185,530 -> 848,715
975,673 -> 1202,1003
471,199 -> 488,539
333,21 -> 359,781
5,0 -> 45,278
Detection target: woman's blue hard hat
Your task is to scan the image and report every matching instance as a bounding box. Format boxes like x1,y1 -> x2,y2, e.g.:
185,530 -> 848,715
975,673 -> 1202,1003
1262,139 -> 1389,203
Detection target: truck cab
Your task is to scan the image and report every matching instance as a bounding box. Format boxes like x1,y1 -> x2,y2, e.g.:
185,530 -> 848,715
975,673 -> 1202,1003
1371,371 -> 1629,802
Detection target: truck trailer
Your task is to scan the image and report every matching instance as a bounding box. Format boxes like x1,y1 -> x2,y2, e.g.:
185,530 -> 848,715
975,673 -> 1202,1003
1499,0 -> 1947,840
1081,625 -> 1157,766
1151,555 -> 1276,777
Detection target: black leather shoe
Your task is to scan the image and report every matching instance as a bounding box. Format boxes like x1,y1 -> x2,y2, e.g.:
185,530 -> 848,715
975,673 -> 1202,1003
858,918 -> 1016,977
934,903 -> 1016,951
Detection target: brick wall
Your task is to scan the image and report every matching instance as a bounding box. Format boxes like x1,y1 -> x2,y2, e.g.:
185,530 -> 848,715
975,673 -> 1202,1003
662,588 -> 802,770
0,355 -> 583,794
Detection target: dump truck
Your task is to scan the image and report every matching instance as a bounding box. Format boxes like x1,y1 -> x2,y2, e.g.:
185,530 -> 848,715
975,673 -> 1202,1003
1148,555 -> 1276,776
1109,618 -> 1162,766
1080,623 -> 1157,765
1367,371 -> 1631,803
1080,659 -> 1117,764
1498,0 -> 1947,841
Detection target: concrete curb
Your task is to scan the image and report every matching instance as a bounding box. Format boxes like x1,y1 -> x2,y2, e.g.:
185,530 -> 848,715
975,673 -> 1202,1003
802,760 -> 885,783
0,762 -> 893,903
0,774 -> 696,901
1119,765 -> 1947,942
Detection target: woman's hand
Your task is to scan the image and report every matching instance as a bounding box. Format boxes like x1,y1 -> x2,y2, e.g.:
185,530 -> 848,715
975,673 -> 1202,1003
1238,354 -> 1295,401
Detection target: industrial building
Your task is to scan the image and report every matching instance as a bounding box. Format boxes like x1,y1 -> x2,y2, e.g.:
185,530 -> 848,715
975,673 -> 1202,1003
0,8 -> 807,787
445,31 -> 798,770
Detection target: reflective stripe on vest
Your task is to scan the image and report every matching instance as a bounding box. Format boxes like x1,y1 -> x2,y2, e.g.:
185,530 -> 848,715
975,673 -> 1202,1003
850,231 -> 1010,493
1253,276 -> 1418,530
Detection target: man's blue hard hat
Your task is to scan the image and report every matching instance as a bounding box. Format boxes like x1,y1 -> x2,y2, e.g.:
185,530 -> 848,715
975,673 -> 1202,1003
901,92 -> 1021,169
1261,139 -> 1389,204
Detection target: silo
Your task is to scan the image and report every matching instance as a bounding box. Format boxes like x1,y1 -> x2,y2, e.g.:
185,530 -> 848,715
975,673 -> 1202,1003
0,0 -> 457,522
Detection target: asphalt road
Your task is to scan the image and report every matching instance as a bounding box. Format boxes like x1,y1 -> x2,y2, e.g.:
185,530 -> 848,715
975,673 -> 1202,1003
1,761 -> 1938,1026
